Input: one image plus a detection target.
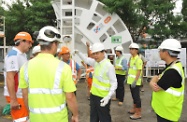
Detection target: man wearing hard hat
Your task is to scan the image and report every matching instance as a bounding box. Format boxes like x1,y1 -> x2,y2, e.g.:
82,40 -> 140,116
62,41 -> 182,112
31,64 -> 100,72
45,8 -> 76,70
127,43 -> 143,120
59,46 -> 82,85
32,45 -> 41,57
74,42 -> 117,122
150,39 -> 185,122
4,32 -> 33,122
112,45 -> 128,106
19,26 -> 78,122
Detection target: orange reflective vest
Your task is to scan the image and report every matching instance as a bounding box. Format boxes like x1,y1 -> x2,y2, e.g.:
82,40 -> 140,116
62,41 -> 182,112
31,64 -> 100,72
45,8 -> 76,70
69,60 -> 78,84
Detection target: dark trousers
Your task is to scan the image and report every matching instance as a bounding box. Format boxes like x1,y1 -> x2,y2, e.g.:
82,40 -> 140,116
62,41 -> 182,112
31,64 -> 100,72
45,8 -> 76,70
116,74 -> 125,102
90,94 -> 111,122
156,114 -> 173,122
130,85 -> 141,108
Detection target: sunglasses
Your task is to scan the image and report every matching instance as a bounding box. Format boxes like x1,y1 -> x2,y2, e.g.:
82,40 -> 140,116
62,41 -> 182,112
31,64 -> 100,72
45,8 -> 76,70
44,29 -> 61,39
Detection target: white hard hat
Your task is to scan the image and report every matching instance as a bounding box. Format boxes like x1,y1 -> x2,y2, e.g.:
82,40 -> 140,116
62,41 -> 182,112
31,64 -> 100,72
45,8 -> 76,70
92,42 -> 105,53
37,26 -> 62,43
32,45 -> 41,55
129,43 -> 139,49
158,39 -> 181,52
115,45 -> 123,51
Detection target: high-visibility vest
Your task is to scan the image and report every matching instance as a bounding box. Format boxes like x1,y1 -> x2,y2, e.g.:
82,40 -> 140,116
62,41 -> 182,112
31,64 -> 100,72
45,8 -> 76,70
115,56 -> 126,75
127,55 -> 143,85
151,62 -> 185,121
91,59 -> 111,97
23,61 -> 67,122
69,60 -> 78,84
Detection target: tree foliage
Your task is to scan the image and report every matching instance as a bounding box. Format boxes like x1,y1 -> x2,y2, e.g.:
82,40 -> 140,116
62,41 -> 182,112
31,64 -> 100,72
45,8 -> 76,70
1,0 -> 186,46
4,0 -> 27,45
180,0 -> 187,38
25,0 -> 56,32
100,0 -> 185,42
2,0 -> 56,46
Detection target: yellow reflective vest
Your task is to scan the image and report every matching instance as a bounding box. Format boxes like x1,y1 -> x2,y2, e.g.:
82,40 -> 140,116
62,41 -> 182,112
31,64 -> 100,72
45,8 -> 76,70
19,54 -> 76,122
152,62 -> 185,121
91,59 -> 111,97
127,55 -> 143,85
115,56 -> 126,75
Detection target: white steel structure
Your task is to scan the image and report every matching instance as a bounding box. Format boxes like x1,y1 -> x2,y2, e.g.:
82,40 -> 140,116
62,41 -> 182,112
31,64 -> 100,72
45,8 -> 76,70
52,0 -> 133,54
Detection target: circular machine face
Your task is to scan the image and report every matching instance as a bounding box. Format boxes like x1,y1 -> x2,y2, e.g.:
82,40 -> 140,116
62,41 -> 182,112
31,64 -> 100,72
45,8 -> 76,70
52,0 -> 133,55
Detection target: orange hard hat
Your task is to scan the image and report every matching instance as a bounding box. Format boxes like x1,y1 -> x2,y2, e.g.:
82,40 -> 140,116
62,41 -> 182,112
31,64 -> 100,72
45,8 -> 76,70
14,32 -> 33,43
59,46 -> 70,55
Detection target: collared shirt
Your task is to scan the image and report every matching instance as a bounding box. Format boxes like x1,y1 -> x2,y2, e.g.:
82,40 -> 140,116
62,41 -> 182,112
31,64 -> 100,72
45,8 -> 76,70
78,52 -> 117,97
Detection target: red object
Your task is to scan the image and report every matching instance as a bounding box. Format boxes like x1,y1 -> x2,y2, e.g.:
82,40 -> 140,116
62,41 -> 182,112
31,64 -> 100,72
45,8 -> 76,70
14,73 -> 19,92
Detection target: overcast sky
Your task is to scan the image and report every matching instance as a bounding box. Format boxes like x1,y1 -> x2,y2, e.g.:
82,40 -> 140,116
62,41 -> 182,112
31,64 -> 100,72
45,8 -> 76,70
173,0 -> 183,14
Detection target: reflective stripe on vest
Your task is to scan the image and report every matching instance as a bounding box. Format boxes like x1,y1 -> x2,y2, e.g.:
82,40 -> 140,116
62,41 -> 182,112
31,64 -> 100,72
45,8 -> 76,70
30,103 -> 66,114
91,59 -> 112,97
115,56 -> 126,75
129,56 -> 139,70
115,56 -> 124,67
128,74 -> 140,80
127,55 -> 142,85
13,116 -> 29,122
152,61 -> 185,121
164,64 -> 185,97
70,60 -> 77,82
92,82 -> 110,91
29,88 -> 62,94
165,88 -> 184,97
93,61 -> 110,83
24,62 -> 29,85
24,61 -> 66,114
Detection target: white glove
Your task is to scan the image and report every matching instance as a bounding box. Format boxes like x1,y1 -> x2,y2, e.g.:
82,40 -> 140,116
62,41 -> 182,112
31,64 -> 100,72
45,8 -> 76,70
100,96 -> 110,107
131,80 -> 137,88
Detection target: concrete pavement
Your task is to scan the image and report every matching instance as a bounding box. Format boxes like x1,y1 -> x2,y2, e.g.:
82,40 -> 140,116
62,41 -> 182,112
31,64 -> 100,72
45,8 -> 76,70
0,78 -> 187,122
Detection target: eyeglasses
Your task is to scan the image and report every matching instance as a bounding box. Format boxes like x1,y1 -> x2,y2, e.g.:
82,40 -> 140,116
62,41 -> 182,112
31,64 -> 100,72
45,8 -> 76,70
44,29 -> 61,39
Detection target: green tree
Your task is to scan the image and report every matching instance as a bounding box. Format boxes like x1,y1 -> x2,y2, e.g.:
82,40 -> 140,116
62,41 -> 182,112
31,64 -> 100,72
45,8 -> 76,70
180,0 -> 187,38
100,0 -> 184,42
0,7 -> 5,46
2,0 -> 56,46
25,0 -> 56,32
3,0 -> 26,45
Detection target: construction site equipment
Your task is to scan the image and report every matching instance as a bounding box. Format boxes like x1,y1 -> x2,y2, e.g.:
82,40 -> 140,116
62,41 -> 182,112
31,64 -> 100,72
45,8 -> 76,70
51,0 -> 133,64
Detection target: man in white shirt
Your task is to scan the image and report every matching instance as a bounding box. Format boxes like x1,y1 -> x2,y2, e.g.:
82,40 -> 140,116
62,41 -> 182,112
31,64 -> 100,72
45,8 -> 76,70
4,32 -> 33,121
75,42 -> 117,122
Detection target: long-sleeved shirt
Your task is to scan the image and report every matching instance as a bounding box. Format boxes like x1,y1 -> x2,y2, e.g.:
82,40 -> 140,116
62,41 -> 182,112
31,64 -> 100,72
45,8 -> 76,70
116,55 -> 128,71
77,52 -> 117,98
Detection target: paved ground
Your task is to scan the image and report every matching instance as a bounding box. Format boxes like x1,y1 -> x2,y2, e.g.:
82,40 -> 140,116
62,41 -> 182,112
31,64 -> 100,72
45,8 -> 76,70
0,78 -> 187,122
